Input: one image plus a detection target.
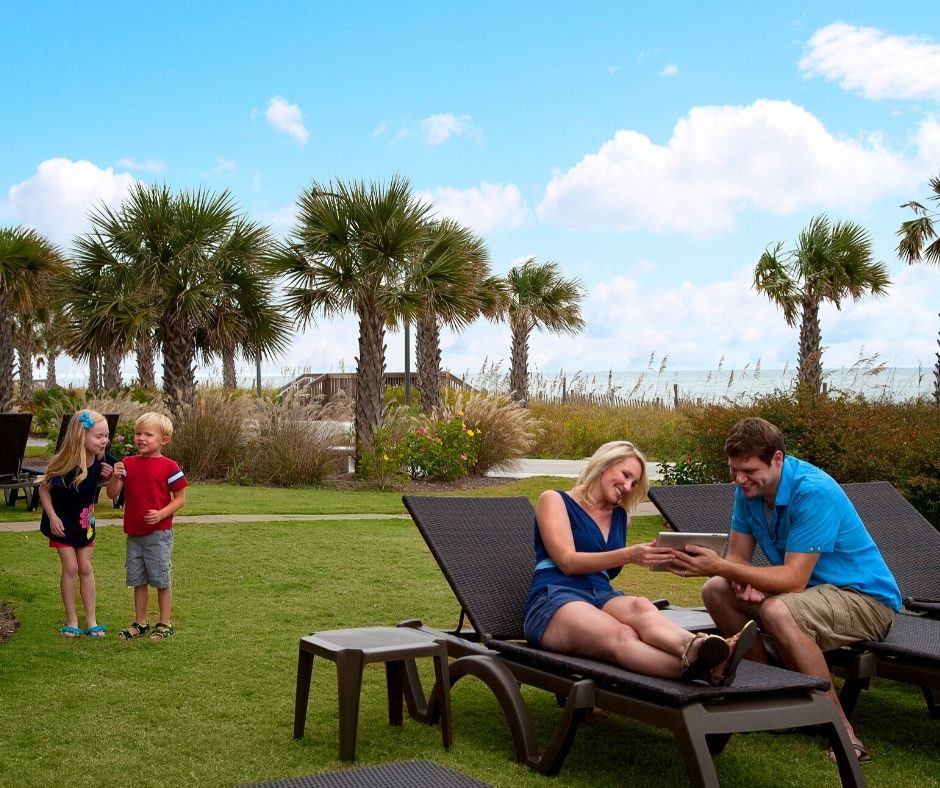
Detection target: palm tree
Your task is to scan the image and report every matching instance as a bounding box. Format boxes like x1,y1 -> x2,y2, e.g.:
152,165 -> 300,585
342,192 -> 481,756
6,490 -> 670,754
504,258 -> 585,404
269,176 -> 431,467
406,218 -> 499,412
196,218 -> 291,389
755,214 -> 891,394
70,183 -> 283,414
897,173 -> 940,406
0,227 -> 67,410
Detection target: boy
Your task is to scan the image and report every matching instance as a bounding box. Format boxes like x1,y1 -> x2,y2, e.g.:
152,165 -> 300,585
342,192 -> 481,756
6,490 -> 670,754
107,412 -> 187,641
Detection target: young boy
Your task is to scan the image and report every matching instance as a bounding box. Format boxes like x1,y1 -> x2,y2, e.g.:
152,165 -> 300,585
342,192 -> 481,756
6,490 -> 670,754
107,412 -> 187,641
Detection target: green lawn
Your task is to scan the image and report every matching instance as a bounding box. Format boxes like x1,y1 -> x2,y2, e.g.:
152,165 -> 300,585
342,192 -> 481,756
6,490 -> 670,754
1,483 -> 937,787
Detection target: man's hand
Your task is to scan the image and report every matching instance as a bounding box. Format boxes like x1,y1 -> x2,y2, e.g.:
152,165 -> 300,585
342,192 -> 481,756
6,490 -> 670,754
731,581 -> 766,604
669,543 -> 722,577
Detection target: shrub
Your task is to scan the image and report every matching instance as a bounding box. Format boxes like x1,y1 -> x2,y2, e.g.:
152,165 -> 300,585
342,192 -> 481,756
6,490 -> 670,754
242,395 -> 344,487
171,392 -> 249,480
437,392 -> 541,475
529,400 -> 689,461
671,390 -> 940,526
398,412 -> 480,481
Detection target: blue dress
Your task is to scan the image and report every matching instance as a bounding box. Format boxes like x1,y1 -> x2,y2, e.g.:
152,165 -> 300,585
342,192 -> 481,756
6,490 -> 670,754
39,454 -> 116,548
523,491 -> 628,645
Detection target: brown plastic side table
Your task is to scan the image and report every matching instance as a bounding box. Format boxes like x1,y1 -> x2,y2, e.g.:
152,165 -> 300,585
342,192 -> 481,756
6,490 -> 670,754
293,626 -> 452,760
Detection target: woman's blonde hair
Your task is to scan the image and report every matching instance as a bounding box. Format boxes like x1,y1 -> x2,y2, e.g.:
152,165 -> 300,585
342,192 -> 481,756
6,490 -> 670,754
572,440 -> 650,512
43,410 -> 108,489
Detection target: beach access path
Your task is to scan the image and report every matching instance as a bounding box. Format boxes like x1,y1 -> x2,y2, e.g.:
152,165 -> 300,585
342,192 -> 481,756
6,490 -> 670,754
0,458 -> 661,532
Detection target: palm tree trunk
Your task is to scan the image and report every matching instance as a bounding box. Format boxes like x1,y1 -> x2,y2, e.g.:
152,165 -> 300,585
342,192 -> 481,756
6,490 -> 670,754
0,290 -> 14,410
509,315 -> 531,405
797,296 -> 824,394
416,312 -> 442,412
160,310 -> 196,416
222,347 -> 237,389
135,333 -> 156,388
15,333 -> 34,402
104,346 -> 122,390
46,352 -> 57,387
88,352 -> 100,392
354,303 -> 386,470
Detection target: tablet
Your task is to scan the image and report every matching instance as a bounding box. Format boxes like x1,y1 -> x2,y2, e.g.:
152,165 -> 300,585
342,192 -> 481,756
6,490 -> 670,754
651,532 -> 728,571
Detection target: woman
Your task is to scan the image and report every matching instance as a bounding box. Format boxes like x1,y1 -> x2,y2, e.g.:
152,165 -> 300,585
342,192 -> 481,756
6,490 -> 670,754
523,440 -> 755,685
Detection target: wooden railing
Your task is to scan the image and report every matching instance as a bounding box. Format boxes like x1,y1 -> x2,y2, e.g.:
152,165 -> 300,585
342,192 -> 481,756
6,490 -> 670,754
278,371 -> 474,401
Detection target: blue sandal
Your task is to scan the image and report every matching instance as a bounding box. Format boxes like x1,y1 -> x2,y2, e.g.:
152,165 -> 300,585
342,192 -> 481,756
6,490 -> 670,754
59,625 -> 82,638
84,624 -> 107,639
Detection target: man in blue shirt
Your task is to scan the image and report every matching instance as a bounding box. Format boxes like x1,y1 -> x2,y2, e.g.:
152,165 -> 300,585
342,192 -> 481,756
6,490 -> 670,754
671,417 -> 900,763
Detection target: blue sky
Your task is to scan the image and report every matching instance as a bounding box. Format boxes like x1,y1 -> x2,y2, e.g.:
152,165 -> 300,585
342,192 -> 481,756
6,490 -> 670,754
3,2 -> 940,384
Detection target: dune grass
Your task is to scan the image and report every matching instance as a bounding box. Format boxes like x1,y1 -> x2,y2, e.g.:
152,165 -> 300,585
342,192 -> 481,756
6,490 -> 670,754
1,485 -> 938,787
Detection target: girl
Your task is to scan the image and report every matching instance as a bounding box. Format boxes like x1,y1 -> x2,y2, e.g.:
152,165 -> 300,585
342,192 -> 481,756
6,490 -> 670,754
39,410 -> 116,638
523,440 -> 757,685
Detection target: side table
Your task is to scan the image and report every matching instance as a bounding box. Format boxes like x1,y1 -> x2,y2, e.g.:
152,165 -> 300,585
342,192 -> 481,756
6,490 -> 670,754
293,626 -> 452,760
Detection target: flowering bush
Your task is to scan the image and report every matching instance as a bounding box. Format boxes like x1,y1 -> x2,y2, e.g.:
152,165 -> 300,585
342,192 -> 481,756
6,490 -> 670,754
400,413 -> 481,481
109,421 -> 138,460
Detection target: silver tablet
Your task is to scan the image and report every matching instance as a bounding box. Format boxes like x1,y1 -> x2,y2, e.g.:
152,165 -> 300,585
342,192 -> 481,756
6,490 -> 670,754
652,532 -> 728,571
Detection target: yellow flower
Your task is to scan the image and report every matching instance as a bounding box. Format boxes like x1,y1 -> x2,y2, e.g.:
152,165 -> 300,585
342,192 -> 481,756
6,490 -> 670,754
383,454 -> 390,461
466,429 -> 475,437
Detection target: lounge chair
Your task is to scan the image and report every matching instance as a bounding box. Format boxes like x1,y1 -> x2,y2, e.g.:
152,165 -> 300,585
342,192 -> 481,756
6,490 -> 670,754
648,481 -> 940,719
401,495 -> 865,788
0,413 -> 39,509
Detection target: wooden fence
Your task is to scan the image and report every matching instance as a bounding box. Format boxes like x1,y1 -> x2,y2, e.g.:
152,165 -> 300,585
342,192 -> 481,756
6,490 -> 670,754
278,371 -> 474,402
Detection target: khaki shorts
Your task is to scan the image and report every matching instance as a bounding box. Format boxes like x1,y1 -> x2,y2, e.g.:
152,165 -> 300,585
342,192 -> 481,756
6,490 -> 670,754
769,584 -> 895,652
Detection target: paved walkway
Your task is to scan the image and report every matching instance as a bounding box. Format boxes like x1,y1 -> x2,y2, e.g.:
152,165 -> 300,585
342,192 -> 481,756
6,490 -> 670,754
1,458 -> 662,532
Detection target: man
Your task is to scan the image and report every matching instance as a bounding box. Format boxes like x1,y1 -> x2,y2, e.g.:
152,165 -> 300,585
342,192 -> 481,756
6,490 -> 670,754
670,416 -> 900,763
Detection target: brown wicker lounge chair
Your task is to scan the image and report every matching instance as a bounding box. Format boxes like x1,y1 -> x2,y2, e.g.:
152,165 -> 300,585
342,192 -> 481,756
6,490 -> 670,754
401,495 -> 865,788
648,480 -> 940,719
0,413 -> 39,509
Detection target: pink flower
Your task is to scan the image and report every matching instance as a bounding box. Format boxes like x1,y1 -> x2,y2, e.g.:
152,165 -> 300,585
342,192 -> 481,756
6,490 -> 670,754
460,453 -> 468,461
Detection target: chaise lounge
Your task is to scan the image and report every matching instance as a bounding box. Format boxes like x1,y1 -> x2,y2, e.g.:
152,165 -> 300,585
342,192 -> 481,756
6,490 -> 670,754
648,480 -> 940,719
400,494 -> 866,788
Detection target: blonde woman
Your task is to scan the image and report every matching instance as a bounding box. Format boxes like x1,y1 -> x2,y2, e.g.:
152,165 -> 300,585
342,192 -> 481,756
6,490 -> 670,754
38,410 -> 116,638
523,440 -> 755,685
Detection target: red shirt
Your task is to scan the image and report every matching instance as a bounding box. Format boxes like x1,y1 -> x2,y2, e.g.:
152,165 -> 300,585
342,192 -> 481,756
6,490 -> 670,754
121,454 -> 188,536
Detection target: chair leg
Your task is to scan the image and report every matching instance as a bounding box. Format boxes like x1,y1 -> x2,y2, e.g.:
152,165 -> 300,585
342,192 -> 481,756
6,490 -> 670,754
335,649 -> 365,760
385,660 -> 405,726
433,649 -> 452,748
293,647 -> 314,739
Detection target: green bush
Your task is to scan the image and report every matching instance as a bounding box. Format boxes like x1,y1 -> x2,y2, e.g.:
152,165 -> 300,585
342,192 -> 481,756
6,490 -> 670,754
670,390 -> 940,526
529,399 -> 689,460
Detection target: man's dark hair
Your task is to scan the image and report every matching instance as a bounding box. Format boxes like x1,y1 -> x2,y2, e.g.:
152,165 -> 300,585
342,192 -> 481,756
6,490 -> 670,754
724,417 -> 786,464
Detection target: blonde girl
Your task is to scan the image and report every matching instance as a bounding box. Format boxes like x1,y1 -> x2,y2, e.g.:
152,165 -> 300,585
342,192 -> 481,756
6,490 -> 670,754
38,410 -> 117,638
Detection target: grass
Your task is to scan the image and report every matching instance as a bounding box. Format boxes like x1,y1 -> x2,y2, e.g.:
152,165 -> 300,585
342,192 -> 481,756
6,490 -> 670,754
1,481 -> 938,787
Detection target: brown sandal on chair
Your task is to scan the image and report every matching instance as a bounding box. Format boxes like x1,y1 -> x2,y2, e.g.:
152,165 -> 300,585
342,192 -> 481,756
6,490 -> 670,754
680,632 -> 731,684
711,620 -> 759,687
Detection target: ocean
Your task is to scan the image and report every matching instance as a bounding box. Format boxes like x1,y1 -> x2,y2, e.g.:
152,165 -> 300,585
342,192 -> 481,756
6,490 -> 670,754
49,366 -> 935,405
513,366 -> 936,405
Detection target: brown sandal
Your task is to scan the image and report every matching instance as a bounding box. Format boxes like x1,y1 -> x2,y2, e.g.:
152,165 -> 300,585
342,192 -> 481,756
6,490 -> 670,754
680,632 -> 730,683
710,620 -> 759,687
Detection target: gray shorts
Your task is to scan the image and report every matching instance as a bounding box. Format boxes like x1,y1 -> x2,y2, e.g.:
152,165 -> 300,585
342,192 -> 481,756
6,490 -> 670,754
126,529 -> 173,589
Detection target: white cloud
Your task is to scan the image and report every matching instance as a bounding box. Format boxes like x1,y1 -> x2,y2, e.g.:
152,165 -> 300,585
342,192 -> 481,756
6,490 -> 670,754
266,96 -> 309,144
215,158 -> 237,176
419,182 -> 527,232
421,113 -> 480,145
6,159 -> 136,247
660,63 -> 679,77
537,100 -> 921,236
117,157 -> 165,173
800,23 -> 940,102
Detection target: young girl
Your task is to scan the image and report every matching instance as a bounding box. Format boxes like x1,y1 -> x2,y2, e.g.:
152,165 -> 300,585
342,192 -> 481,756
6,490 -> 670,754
39,410 -> 116,638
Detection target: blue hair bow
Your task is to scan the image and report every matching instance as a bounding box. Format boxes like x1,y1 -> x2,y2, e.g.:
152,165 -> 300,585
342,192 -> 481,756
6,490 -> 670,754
78,412 -> 95,430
